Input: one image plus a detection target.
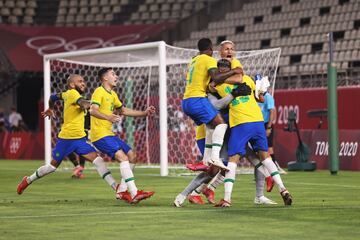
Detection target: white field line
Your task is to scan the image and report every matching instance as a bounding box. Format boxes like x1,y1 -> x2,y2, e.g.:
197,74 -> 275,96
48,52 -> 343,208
1,206 -> 360,220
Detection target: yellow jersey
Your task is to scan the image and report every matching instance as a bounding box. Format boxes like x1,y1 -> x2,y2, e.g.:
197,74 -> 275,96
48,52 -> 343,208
58,89 -> 86,139
183,54 -> 217,99
195,124 -> 206,140
231,58 -> 243,69
90,86 -> 123,142
215,75 -> 263,127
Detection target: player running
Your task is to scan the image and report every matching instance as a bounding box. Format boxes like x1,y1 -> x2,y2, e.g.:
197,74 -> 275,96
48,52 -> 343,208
89,68 -> 155,204
17,74 -> 119,198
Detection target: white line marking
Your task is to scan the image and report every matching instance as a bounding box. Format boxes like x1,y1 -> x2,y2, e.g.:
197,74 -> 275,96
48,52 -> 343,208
1,206 -> 360,220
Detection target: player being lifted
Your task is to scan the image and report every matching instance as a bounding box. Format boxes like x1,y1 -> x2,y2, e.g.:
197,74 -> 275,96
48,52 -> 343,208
188,41 -> 275,205
181,38 -> 243,171
213,60 -> 293,207
17,74 -> 119,197
89,68 -> 155,204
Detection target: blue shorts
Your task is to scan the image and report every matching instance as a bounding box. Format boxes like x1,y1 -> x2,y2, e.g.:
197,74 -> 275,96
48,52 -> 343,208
222,112 -> 229,124
196,138 -> 205,156
52,137 -> 96,162
182,97 -> 218,126
228,122 -> 268,157
93,136 -> 131,159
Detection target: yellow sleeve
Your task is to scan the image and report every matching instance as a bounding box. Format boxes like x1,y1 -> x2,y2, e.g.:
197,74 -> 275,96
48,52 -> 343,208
215,83 -> 233,98
243,75 -> 255,91
231,59 -> 243,69
91,88 -> 102,106
114,92 -> 123,109
206,56 -> 218,71
68,89 -> 82,105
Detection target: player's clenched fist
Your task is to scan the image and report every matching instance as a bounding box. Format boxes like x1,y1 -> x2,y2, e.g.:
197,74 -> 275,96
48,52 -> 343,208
145,106 -> 156,116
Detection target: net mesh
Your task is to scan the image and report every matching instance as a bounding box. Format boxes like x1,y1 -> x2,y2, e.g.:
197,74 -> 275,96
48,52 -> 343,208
48,43 -> 280,171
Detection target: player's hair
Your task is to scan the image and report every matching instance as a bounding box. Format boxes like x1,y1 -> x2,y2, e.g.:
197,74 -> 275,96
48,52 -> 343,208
220,40 -> 235,47
98,68 -> 112,80
217,59 -> 231,69
66,74 -> 81,86
197,38 -> 212,52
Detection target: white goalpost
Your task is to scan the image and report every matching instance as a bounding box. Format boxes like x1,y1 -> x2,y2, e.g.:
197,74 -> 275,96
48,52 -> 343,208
43,41 -> 280,176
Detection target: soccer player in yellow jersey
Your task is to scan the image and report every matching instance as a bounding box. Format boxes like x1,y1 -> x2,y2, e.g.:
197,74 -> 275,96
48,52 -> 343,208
185,58 -> 276,206
90,68 -> 155,204
213,62 -> 293,207
17,74 -> 119,197
181,38 -> 242,172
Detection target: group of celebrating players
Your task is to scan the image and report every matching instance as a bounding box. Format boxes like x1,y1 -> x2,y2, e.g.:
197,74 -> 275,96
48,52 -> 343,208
174,38 -> 292,207
16,38 -> 292,207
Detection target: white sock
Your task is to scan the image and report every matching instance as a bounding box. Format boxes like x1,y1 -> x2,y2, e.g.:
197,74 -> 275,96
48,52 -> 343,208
208,172 -> 224,191
262,157 -> 286,191
202,126 -> 213,164
93,157 -> 117,191
253,161 -> 270,177
28,164 -> 57,183
118,179 -> 127,192
118,162 -> 136,192
120,161 -> 138,197
224,162 -> 237,202
211,124 -> 228,161
255,168 -> 265,198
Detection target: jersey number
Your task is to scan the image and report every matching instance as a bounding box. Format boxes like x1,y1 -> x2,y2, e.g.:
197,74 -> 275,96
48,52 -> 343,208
224,85 -> 249,106
187,60 -> 196,84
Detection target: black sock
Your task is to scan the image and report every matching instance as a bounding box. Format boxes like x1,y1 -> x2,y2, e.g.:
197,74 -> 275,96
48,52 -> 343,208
67,152 -> 79,167
79,155 -> 86,168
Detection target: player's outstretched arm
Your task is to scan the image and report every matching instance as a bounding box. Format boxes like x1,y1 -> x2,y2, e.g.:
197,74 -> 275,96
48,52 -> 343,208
89,104 -> 122,123
119,106 -> 156,117
208,92 -> 233,110
224,73 -> 243,84
42,93 -> 62,119
209,67 -> 243,85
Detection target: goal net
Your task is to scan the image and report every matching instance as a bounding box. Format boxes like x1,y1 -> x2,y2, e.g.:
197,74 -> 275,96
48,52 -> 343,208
44,41 -> 280,176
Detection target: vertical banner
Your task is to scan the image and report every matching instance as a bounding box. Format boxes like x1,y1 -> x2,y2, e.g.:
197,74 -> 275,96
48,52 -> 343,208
3,132 -> 31,159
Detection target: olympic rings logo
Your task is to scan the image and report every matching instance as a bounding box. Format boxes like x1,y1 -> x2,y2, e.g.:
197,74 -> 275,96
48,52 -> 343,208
26,34 -> 141,55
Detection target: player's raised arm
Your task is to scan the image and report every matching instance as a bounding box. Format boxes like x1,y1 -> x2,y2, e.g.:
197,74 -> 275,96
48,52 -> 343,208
42,92 -> 62,119
119,106 -> 156,117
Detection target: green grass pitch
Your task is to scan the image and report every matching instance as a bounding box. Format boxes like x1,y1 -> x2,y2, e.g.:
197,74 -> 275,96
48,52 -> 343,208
1,160 -> 360,240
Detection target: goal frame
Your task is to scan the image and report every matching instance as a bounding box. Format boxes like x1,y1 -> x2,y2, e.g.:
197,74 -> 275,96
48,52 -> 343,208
43,41 -> 169,176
